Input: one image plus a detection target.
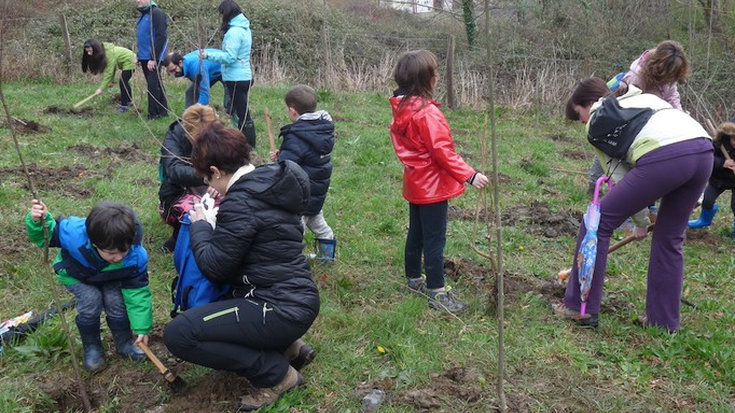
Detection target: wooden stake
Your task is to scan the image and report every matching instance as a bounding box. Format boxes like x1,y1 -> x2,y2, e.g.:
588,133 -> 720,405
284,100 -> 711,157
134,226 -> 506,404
264,108 -> 277,153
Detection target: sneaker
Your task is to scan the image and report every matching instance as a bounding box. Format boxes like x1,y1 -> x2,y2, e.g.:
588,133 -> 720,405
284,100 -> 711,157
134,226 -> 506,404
238,366 -> 303,411
284,339 -> 317,371
428,288 -> 468,314
552,302 -> 598,328
116,105 -> 129,113
406,275 -> 427,294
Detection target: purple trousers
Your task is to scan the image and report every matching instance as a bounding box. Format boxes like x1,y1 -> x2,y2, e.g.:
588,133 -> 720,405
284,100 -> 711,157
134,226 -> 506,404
564,139 -> 713,331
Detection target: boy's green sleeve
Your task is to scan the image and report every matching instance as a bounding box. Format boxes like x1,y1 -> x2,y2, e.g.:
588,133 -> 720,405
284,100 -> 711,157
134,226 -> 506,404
121,286 -> 153,335
25,212 -> 56,248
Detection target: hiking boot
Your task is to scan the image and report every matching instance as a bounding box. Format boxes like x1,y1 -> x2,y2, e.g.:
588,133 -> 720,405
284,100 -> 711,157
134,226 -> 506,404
237,366 -> 303,411
552,302 -> 598,328
428,288 -> 468,314
406,275 -> 427,294
284,339 -> 317,371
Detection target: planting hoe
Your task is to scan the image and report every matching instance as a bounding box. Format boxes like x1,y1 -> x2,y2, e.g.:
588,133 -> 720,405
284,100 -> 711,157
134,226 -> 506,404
73,92 -> 97,109
138,342 -> 186,392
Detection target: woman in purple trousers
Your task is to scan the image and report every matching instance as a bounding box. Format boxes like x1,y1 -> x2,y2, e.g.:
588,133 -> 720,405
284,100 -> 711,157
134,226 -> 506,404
557,77 -> 712,332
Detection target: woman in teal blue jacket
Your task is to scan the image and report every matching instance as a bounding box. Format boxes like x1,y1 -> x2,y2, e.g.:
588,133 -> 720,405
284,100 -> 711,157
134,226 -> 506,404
202,0 -> 256,147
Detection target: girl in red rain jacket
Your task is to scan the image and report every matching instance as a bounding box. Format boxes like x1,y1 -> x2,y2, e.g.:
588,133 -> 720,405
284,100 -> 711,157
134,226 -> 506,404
389,49 -> 488,314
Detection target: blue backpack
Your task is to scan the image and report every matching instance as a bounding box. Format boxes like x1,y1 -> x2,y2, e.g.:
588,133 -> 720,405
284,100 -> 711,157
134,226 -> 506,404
170,215 -> 231,318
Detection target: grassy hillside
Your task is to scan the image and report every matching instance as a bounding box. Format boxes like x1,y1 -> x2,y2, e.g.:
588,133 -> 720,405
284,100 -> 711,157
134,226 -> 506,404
5,0 -> 735,117
0,77 -> 734,412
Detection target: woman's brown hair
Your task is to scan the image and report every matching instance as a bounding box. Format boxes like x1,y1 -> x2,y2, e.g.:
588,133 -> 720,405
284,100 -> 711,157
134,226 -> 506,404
640,40 -> 690,91
565,77 -> 611,121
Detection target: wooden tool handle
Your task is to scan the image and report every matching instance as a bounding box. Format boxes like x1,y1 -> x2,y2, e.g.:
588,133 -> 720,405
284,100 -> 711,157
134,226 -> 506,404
137,342 -> 174,381
608,223 -> 654,253
705,118 -> 717,136
264,108 -> 277,153
73,93 -> 97,109
716,140 -> 735,180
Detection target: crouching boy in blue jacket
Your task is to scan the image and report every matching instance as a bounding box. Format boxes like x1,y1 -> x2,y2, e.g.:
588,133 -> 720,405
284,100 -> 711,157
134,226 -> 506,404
26,200 -> 152,372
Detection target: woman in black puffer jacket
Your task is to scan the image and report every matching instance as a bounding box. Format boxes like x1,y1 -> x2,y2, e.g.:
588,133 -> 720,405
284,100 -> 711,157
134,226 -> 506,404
163,122 -> 319,412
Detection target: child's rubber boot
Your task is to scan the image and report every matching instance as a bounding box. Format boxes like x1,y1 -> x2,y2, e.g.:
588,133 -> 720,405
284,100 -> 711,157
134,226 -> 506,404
243,120 -> 257,148
315,238 -> 336,263
76,318 -> 105,372
107,317 -> 145,362
687,205 -> 719,229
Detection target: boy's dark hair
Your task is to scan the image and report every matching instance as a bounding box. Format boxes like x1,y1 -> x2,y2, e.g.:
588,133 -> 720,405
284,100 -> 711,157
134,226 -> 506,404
81,39 -> 107,75
565,77 -> 611,122
86,202 -> 137,252
191,122 -> 251,178
218,0 -> 243,33
163,52 -> 184,67
285,84 -> 317,115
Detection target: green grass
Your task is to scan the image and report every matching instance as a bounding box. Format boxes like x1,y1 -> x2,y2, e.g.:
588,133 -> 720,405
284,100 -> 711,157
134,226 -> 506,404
1,80 -> 734,412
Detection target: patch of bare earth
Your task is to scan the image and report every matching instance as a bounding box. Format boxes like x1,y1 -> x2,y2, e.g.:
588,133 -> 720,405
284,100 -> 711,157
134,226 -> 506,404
449,201 -> 581,238
0,163 -> 98,199
68,143 -> 154,163
0,117 -> 51,133
685,228 -> 724,244
560,149 -> 587,160
357,366 -> 532,412
504,201 -> 581,238
32,327 -> 258,413
43,106 -> 94,118
546,133 -> 574,143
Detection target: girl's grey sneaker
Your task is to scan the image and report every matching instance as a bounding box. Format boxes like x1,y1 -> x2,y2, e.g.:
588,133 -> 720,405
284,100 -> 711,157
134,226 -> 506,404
406,276 -> 427,294
428,289 -> 468,314
117,105 -> 129,113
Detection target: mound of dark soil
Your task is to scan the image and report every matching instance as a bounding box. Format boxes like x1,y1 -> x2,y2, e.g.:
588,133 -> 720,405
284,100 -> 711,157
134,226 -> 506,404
44,105 -> 94,118
68,143 -> 154,163
1,117 -> 51,133
0,163 -> 97,198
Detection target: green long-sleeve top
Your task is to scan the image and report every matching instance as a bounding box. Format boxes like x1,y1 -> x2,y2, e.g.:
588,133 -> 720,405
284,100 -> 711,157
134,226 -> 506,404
98,42 -> 135,91
26,211 -> 153,335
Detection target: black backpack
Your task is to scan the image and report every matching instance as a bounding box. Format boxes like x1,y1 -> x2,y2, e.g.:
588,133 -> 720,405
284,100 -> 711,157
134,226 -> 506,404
587,95 -> 659,159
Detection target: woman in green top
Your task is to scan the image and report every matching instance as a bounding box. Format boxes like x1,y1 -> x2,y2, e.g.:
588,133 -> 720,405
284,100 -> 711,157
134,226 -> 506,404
82,39 -> 135,113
